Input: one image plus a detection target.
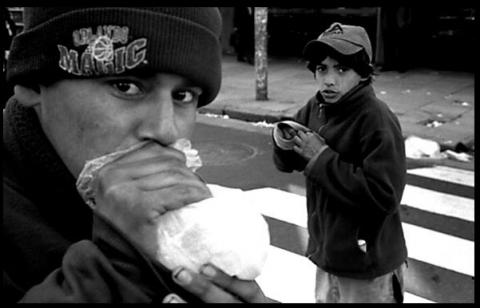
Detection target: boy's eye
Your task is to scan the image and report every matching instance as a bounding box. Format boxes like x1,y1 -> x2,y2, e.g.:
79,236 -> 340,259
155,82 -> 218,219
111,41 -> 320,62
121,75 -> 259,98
111,81 -> 142,96
315,65 -> 326,72
337,66 -> 350,73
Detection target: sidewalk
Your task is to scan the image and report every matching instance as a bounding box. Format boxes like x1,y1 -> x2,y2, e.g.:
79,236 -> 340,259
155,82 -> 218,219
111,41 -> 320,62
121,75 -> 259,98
200,55 -> 475,154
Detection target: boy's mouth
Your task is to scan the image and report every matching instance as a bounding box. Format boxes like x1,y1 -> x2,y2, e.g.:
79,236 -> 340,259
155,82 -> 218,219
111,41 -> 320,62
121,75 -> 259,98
321,90 -> 338,99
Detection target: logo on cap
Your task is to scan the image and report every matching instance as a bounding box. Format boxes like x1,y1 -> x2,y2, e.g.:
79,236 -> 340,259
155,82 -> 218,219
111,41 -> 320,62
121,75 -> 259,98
323,23 -> 344,36
89,35 -> 114,62
57,25 -> 148,76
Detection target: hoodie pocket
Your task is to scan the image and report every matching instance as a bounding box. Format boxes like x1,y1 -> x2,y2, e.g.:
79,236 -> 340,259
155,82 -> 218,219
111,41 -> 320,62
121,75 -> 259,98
322,211 -> 373,273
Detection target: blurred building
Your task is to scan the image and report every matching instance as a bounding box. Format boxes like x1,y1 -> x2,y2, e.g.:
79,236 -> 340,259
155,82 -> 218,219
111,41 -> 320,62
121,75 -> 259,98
6,7 -> 476,72
219,7 -> 476,72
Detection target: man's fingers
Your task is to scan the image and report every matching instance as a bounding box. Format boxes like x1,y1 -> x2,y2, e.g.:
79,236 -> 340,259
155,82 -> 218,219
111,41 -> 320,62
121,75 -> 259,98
172,268 -> 242,303
199,264 -> 267,303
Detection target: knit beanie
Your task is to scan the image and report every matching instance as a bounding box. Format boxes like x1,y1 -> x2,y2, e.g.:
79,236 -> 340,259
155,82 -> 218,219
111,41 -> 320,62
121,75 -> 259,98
6,7 -> 222,106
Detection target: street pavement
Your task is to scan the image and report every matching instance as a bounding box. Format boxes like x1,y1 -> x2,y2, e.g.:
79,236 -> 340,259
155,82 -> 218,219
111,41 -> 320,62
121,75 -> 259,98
200,55 -> 475,155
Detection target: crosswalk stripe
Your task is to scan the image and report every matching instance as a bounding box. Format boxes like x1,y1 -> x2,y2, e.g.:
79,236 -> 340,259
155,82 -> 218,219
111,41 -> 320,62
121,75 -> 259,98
256,246 -> 316,303
407,166 -> 474,187
287,181 -> 475,223
245,187 -> 308,227
402,223 -> 474,276
244,188 -> 474,276
242,187 -> 474,275
256,245 -> 434,303
402,184 -> 474,222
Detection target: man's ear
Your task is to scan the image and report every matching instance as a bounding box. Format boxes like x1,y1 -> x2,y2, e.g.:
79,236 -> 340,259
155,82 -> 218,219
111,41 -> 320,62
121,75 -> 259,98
13,84 -> 42,107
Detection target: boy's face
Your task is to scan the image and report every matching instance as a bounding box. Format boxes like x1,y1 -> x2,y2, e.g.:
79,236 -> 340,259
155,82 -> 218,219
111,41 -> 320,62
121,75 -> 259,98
314,56 -> 363,103
32,73 -> 202,177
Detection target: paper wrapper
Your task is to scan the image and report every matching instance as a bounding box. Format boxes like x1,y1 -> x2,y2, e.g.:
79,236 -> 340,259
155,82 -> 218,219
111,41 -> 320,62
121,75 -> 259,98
75,140 -> 269,279
76,139 -> 202,209
154,184 -> 270,280
272,120 -> 312,150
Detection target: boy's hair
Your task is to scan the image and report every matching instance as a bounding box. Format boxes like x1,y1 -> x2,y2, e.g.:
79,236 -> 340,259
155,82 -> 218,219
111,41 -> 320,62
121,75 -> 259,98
303,22 -> 374,81
306,46 -> 374,81
6,7 -> 222,107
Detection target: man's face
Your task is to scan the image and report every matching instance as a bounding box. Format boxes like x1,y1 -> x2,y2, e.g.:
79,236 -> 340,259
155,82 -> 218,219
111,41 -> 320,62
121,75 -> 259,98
315,56 -> 363,103
33,73 -> 202,177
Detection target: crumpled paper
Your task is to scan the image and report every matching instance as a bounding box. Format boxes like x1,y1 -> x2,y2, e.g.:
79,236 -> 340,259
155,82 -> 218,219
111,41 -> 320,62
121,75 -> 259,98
155,184 -> 270,280
272,120 -> 312,150
404,135 -> 445,159
76,139 -> 202,209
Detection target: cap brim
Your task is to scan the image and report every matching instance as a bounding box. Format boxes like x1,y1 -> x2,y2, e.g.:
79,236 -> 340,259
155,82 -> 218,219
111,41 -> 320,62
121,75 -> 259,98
303,39 -> 363,60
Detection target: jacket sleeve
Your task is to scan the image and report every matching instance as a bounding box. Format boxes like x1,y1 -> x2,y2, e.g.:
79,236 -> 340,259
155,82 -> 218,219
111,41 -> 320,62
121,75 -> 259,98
16,214 -> 201,303
304,127 -> 406,215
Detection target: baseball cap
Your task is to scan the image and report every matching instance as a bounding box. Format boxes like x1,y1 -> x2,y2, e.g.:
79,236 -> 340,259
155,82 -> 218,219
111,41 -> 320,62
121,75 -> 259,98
303,22 -> 372,64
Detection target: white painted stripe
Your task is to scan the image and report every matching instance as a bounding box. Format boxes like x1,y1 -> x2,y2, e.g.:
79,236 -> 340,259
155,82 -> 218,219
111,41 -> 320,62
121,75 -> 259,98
404,292 -> 434,303
257,245 -> 434,303
407,166 -> 474,187
245,187 -> 308,227
281,183 -> 475,224
402,184 -> 474,222
256,246 -> 316,303
402,223 -> 474,276
244,188 -> 475,276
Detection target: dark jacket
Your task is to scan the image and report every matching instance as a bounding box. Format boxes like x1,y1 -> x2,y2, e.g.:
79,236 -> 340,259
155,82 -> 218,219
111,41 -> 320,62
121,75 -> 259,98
3,98 -> 201,303
273,82 -> 408,279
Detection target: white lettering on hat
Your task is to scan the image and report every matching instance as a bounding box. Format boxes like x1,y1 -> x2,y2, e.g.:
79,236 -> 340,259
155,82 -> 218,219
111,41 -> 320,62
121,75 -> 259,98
72,25 -> 129,47
57,26 -> 147,76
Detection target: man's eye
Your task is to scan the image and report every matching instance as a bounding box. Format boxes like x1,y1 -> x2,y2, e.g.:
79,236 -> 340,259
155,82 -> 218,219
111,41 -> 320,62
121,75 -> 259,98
316,66 -> 326,72
112,81 -> 142,96
173,89 -> 200,104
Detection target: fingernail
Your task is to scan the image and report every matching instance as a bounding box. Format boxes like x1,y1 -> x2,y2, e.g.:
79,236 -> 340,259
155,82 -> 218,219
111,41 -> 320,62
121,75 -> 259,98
200,264 -> 216,277
173,268 -> 192,284
162,293 -> 185,303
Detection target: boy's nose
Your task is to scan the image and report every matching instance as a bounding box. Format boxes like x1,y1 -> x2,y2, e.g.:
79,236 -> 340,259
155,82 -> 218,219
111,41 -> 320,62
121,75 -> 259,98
323,73 -> 336,86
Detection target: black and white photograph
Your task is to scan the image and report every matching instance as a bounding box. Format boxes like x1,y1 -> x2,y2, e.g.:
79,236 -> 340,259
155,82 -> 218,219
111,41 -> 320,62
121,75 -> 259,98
2,5 -> 475,303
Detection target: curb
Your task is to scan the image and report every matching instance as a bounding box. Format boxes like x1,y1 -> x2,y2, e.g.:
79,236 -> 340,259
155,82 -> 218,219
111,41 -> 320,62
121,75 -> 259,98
199,106 -> 473,154
199,106 -> 282,124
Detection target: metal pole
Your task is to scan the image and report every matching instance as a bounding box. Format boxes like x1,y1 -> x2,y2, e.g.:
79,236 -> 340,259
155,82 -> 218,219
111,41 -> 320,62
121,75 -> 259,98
254,7 -> 268,101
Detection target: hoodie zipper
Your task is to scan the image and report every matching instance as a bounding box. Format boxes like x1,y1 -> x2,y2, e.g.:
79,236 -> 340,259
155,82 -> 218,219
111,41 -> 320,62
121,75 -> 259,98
317,103 -> 327,135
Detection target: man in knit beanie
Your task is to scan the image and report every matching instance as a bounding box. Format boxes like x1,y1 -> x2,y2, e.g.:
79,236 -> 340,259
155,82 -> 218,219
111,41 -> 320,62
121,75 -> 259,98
3,7 -> 272,303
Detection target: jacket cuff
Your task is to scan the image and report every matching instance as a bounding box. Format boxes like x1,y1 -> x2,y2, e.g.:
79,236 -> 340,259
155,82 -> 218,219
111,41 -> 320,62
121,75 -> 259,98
304,145 -> 330,179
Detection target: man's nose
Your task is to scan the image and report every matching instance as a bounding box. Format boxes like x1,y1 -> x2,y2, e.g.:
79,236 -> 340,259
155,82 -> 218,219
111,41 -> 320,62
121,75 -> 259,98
138,97 -> 179,146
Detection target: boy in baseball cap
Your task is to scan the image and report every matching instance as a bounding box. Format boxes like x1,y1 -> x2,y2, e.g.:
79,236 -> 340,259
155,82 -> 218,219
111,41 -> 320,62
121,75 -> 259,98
272,22 -> 408,302
3,7 -> 272,303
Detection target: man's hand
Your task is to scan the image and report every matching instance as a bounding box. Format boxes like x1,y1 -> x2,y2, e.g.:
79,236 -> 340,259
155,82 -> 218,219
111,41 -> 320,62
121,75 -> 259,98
91,142 -> 212,259
171,263 -> 277,303
292,130 -> 327,161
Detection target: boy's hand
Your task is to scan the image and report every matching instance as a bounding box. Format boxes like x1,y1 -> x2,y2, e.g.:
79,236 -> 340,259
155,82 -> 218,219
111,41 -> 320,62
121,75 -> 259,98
293,130 -> 328,161
171,264 -> 276,303
92,142 -> 212,259
280,126 -> 297,140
